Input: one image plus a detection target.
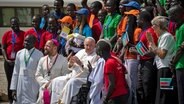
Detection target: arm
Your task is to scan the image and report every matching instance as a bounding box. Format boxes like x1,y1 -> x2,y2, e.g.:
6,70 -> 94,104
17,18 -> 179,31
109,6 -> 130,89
35,58 -> 48,87
103,73 -> 115,103
10,52 -> 21,101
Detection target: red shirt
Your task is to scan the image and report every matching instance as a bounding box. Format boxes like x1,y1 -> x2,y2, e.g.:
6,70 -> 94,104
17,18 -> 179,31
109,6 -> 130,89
24,28 -> 45,49
2,30 -> 25,60
139,27 -> 158,60
40,31 -> 59,50
104,55 -> 128,98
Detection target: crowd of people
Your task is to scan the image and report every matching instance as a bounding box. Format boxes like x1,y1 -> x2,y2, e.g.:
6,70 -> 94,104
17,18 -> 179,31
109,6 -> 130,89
1,0 -> 184,104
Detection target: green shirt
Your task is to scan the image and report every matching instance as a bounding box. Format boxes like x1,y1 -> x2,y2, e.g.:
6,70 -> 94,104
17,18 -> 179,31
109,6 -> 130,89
103,13 -> 121,40
175,24 -> 184,69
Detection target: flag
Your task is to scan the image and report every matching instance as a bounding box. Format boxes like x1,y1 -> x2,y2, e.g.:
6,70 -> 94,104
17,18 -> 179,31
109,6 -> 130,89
135,41 -> 148,56
60,26 -> 70,39
122,32 -> 129,46
160,78 -> 173,90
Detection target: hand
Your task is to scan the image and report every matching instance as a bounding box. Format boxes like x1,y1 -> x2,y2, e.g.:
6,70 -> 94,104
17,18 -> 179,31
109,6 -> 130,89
45,81 -> 51,89
71,56 -> 83,67
12,90 -> 17,101
103,97 -> 108,104
146,31 -> 154,43
6,59 -> 14,65
129,47 -> 137,53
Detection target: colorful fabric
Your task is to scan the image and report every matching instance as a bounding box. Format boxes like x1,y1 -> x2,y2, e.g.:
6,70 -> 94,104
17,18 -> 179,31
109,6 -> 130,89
135,41 -> 148,56
175,24 -> 184,69
103,13 -> 121,40
24,28 -> 45,49
2,30 -> 25,60
104,54 -> 128,98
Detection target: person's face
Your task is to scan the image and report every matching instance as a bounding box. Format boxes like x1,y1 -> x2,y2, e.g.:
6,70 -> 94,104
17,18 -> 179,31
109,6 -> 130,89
54,0 -> 62,12
32,16 -> 40,29
48,18 -> 57,32
44,41 -> 55,55
76,14 -> 82,26
105,0 -> 115,13
11,18 -> 20,32
24,36 -> 35,50
152,23 -> 160,36
98,10 -> 107,24
96,45 -> 103,57
119,5 -> 126,14
42,5 -> 50,16
90,3 -> 99,15
84,39 -> 95,54
136,15 -> 143,27
66,6 -> 76,18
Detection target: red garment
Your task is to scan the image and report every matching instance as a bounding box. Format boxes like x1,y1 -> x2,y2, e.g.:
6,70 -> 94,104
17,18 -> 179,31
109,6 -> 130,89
39,31 -> 53,50
88,14 -> 102,42
24,28 -> 45,49
2,30 -> 25,60
139,27 -> 158,60
104,55 -> 128,98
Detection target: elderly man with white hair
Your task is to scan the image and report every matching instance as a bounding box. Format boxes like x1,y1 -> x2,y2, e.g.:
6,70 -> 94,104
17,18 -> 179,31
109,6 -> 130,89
50,37 -> 98,104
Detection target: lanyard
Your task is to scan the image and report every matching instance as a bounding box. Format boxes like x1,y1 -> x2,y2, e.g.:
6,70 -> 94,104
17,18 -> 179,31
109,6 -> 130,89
33,28 -> 41,43
11,31 -> 17,45
24,48 -> 35,67
46,54 -> 58,76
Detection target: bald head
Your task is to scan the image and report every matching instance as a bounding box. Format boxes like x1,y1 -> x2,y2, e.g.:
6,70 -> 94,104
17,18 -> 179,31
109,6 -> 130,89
84,37 -> 96,54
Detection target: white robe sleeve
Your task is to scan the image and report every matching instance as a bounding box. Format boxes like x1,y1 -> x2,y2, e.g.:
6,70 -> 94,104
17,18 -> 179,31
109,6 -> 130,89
89,58 -> 105,103
35,58 -> 48,86
10,51 -> 21,90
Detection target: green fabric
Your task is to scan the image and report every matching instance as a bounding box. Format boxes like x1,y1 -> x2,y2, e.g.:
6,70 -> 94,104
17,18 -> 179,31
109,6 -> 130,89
103,13 -> 121,40
159,0 -> 166,7
175,24 -> 184,69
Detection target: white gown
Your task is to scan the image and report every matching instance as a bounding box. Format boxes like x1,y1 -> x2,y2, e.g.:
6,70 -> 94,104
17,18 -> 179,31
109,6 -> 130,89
35,54 -> 70,104
10,48 -> 43,104
89,58 -> 105,104
59,49 -> 98,104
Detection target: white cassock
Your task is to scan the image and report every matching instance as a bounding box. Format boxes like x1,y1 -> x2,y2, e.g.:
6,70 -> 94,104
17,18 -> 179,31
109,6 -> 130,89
59,49 -> 98,104
10,48 -> 43,104
35,54 -> 70,104
89,58 -> 105,104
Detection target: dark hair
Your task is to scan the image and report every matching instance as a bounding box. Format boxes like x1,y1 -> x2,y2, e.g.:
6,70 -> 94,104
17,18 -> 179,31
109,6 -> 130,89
10,17 -> 19,22
26,34 -> 37,43
97,39 -> 111,52
92,1 -> 103,9
55,0 -> 64,6
139,11 -> 152,22
67,3 -> 77,10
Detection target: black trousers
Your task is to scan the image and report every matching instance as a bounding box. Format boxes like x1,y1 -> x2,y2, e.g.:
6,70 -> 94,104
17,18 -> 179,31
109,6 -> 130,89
155,67 -> 178,104
137,59 -> 157,104
109,94 -> 128,104
176,69 -> 184,104
4,60 -> 14,102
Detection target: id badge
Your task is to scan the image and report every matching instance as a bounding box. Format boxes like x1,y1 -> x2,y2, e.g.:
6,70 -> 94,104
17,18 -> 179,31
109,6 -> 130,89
11,51 -> 16,59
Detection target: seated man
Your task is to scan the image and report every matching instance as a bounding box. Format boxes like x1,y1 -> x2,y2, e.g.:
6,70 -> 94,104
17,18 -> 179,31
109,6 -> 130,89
35,39 -> 70,104
50,37 -> 98,103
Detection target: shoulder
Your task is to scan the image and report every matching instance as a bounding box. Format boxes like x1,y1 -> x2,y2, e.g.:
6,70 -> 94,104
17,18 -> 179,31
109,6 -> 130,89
17,49 -> 26,56
19,30 -> 25,34
34,49 -> 44,56
3,30 -> 12,36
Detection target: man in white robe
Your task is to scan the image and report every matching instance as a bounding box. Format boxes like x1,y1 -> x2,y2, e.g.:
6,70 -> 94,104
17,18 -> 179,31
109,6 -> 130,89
89,57 -> 105,104
10,35 -> 43,104
35,39 -> 70,103
56,37 -> 98,104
